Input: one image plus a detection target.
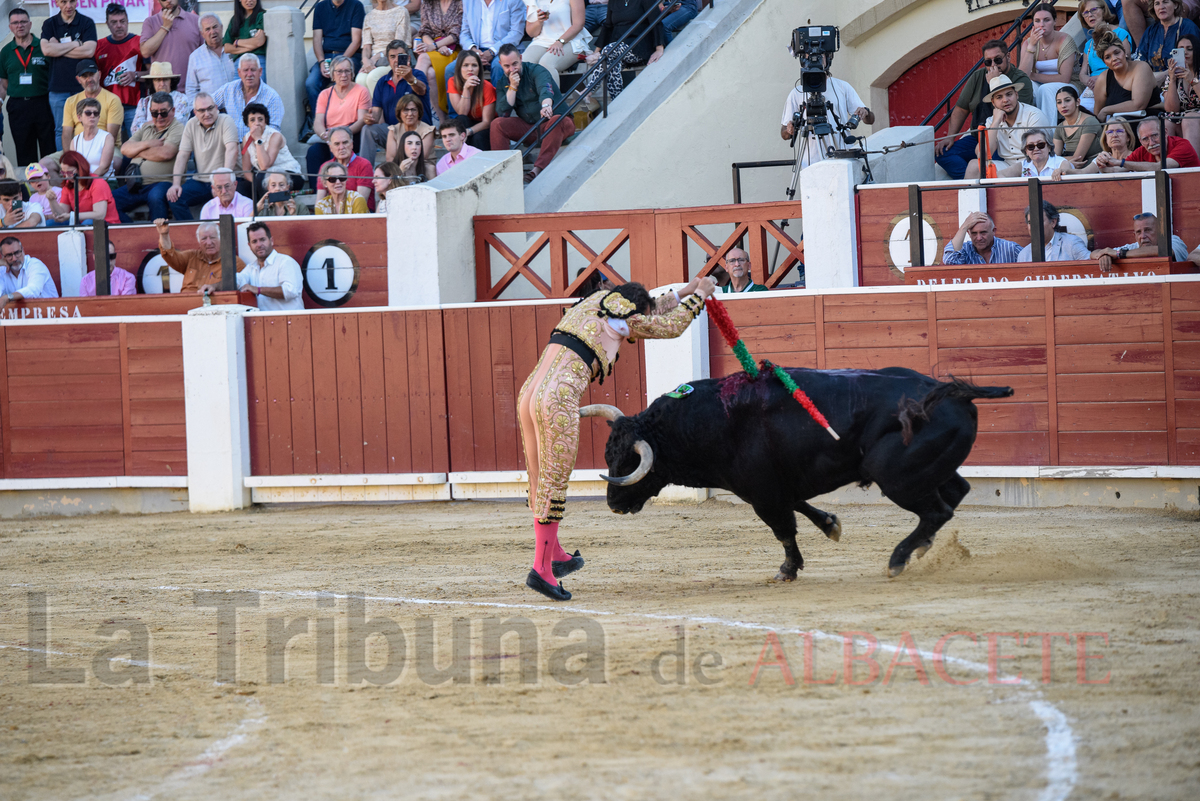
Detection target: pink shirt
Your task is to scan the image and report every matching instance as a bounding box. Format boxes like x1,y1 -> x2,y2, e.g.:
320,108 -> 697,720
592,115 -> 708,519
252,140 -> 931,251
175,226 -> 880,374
80,267 -> 136,296
436,144 -> 482,175
317,84 -> 371,127
200,193 -> 254,219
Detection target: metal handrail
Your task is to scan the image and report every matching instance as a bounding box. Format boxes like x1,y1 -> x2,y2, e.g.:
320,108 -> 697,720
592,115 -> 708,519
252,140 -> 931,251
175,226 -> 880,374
919,1 -> 1047,133
507,0 -> 679,159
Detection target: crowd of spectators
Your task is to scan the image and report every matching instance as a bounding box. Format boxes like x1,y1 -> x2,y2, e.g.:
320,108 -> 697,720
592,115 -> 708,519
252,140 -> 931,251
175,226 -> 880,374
0,0 -> 702,230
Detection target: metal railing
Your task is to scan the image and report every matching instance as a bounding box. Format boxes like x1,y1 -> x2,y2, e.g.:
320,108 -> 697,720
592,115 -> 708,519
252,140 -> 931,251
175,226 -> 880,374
508,0 -> 680,159
919,1 -> 1046,134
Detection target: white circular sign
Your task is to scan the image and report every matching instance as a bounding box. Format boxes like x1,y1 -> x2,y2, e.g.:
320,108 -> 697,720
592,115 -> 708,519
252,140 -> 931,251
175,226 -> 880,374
888,218 -> 939,272
1059,210 -> 1089,244
137,253 -> 185,294
302,241 -> 360,307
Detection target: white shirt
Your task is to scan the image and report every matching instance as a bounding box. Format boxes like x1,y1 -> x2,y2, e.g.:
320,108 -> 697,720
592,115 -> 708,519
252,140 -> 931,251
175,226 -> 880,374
0,256 -> 58,299
990,103 -> 1051,164
1020,154 -> 1068,177
480,0 -> 497,51
186,44 -> 238,104
781,76 -> 866,169
1016,232 -> 1092,262
237,249 -> 304,311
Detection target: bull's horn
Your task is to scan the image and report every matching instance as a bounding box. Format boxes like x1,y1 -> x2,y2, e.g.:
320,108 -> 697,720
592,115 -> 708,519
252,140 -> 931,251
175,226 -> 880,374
602,440 -> 654,486
579,404 -> 624,421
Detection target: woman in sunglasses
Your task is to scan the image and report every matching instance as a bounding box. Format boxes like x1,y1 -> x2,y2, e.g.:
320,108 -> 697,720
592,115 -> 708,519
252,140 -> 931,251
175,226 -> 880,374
69,97 -> 115,179
314,162 -> 368,215
998,129 -> 1068,177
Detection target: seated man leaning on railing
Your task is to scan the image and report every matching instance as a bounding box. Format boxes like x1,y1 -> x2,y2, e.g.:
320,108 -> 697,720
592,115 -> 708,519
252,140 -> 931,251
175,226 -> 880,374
1090,211 -> 1190,270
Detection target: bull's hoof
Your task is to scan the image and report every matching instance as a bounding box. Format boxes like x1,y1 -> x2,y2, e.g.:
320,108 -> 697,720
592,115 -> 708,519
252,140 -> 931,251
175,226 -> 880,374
772,571 -> 798,582
913,543 -> 932,560
824,515 -> 842,542
887,562 -> 907,578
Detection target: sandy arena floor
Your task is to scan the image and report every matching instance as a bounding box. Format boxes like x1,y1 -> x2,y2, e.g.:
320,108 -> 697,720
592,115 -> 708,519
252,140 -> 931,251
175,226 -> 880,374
1,498 -> 1198,800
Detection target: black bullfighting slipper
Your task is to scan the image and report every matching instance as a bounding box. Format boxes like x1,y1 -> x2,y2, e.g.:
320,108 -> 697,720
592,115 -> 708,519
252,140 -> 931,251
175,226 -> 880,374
526,570 -> 572,601
552,550 -> 585,579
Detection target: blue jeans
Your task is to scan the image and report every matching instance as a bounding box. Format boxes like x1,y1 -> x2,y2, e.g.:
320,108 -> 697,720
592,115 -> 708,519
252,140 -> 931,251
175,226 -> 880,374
305,53 -> 362,124
112,181 -> 173,222
166,178 -> 213,221
122,106 -> 136,141
49,90 -> 72,151
936,135 -> 979,180
663,0 -> 699,44
584,3 -> 606,34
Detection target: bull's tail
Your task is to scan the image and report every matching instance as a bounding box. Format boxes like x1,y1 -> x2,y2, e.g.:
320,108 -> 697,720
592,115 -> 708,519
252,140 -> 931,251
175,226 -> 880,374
897,377 -> 1014,445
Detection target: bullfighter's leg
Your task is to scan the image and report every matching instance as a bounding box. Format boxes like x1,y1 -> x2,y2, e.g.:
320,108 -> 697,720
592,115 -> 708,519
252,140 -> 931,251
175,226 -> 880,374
795,501 -> 841,542
752,501 -> 804,581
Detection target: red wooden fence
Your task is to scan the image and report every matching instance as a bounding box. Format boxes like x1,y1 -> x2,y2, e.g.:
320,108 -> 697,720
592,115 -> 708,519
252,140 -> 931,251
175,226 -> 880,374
709,282 -> 1200,466
473,201 -> 803,300
0,320 -> 185,478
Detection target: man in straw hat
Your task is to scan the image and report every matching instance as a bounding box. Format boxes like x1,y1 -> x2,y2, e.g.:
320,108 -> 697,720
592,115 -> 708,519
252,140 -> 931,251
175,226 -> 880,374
94,2 -> 142,139
130,60 -> 190,135
963,73 -> 1049,180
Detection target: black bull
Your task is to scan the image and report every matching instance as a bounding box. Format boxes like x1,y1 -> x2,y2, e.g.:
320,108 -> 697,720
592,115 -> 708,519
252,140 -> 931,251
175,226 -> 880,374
581,367 -> 1013,579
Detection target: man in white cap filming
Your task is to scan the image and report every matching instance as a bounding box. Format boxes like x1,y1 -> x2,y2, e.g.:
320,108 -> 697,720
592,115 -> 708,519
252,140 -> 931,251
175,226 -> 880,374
963,73 -> 1048,180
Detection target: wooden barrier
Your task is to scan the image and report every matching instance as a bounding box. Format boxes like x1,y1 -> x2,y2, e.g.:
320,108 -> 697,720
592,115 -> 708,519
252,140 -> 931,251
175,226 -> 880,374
857,173 -> 1200,287
1,291 -> 250,319
709,281 -> 1200,466
8,216 -> 388,309
473,201 -> 802,300
0,319 -> 185,479
904,257 -> 1197,285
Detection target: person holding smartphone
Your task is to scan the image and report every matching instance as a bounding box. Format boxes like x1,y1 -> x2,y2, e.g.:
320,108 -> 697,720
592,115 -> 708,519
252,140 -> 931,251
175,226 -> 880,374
256,170 -> 303,216
241,102 -> 304,197
1164,33 -> 1200,157
359,40 -> 428,165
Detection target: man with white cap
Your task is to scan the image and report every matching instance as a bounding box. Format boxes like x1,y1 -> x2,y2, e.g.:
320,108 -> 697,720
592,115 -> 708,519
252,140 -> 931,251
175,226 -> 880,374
963,73 -> 1049,180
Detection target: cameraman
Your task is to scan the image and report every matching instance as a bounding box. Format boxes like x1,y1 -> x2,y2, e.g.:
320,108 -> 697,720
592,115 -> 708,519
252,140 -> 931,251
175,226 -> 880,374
780,74 -> 873,167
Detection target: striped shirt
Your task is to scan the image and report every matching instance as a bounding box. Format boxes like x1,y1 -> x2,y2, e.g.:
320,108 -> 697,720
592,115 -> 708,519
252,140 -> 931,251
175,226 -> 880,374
213,79 -> 286,140
942,236 -> 1023,265
185,44 -> 237,105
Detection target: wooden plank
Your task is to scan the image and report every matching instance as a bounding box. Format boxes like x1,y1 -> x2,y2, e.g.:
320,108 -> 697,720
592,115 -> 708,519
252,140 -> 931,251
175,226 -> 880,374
1173,399 -> 1200,428
125,346 -> 184,374
9,399 -> 123,427
974,403 -> 1049,432
8,426 -> 125,453
1058,431 -> 1168,464
467,308 -> 497,470
1172,311 -> 1200,340
7,373 -> 122,402
407,310 -> 435,474
128,398 -> 184,426
1176,371 -> 1200,397
963,373 -> 1047,403
1176,341 -> 1200,370
936,289 -> 1048,319
127,372 -> 184,400
936,346 -> 1048,374
938,316 -> 1046,348
738,324 -> 818,355
964,432 -> 1049,465
1056,372 -> 1166,402
6,451 -> 124,478
287,316 -> 317,475
1053,284 -> 1161,316
1055,313 -> 1164,345
1170,281 -> 1200,311
814,296 -> 826,369
443,308 -> 475,473
1057,402 -> 1168,432
1164,284 -> 1177,464
6,348 -> 120,376
1176,428 -> 1200,464
334,314 -> 365,474
127,451 -> 187,476
822,293 -> 928,322
489,307 -> 520,471
715,296 -> 815,327
1054,343 -> 1164,373
309,314 -> 341,475
426,308 -> 451,474
263,317 -> 294,476
119,324 -> 132,476
357,312 -> 389,475
825,346 -> 929,370
244,317 -> 270,477
1044,288 -> 1058,465
712,351 -> 818,377
5,324 -> 119,350
129,424 -> 187,451
382,311 -> 413,473
124,321 -> 181,349
927,294 -> 938,373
